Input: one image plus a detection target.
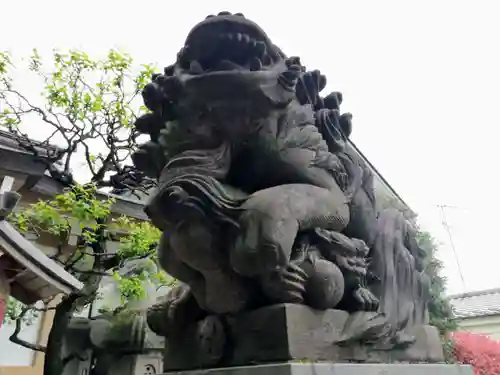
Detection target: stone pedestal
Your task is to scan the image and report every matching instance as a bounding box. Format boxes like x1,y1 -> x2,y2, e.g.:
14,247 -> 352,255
164,304 -> 445,371
162,363 -> 473,375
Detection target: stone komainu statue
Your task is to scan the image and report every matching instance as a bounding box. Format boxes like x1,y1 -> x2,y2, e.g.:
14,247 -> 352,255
132,11 -> 439,370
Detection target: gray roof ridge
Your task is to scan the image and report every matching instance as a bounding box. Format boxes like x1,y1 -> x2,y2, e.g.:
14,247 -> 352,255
449,287 -> 500,300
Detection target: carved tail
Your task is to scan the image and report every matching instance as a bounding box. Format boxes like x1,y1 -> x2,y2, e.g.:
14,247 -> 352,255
370,209 -> 430,337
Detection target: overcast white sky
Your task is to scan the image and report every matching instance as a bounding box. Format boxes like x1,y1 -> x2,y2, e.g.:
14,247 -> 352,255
1,0 -> 498,295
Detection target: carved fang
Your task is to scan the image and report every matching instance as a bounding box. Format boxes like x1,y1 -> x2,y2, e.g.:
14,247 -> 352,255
189,60 -> 204,74
250,57 -> 262,71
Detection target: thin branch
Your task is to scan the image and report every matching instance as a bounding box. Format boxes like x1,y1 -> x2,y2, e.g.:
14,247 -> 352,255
82,142 -> 97,176
3,87 -> 63,130
9,306 -> 47,352
73,269 -> 113,277
64,251 -> 86,270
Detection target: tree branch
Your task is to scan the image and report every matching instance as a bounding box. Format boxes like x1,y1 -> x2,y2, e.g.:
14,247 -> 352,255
73,269 -> 113,277
9,306 -> 47,352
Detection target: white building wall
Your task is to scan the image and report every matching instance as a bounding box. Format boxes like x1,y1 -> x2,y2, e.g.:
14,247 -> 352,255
456,314 -> 500,341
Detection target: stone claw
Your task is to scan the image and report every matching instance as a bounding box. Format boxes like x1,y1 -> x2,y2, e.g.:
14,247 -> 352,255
259,263 -> 309,304
146,283 -> 194,337
353,287 -> 379,312
166,284 -> 192,321
288,263 -> 309,282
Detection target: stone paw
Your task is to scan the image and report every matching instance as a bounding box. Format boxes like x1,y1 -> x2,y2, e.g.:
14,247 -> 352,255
196,315 -> 226,366
353,287 -> 379,311
259,263 -> 308,304
146,283 -> 194,336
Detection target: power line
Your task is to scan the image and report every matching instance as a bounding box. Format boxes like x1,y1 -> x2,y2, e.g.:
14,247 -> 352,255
437,204 -> 467,291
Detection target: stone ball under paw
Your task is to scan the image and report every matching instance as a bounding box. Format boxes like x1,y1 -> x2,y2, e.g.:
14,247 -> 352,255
303,258 -> 345,310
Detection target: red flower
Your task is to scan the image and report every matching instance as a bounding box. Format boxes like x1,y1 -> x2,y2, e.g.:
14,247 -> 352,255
452,331 -> 500,375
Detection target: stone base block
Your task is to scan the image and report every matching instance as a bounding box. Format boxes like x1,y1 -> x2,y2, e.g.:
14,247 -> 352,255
163,363 -> 473,375
163,304 -> 445,371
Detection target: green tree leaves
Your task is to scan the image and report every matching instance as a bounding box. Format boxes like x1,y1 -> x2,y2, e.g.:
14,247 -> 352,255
0,49 -> 156,188
6,184 -> 171,309
0,48 -> 165,375
417,230 -> 457,336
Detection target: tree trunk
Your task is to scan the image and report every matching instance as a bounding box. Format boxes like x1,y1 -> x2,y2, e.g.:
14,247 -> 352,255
43,294 -> 78,375
43,220 -> 107,375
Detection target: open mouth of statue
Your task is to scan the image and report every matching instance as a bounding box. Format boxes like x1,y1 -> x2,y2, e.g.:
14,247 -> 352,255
178,15 -> 280,74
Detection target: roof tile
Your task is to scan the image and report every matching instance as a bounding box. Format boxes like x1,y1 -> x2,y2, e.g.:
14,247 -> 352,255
450,288 -> 500,318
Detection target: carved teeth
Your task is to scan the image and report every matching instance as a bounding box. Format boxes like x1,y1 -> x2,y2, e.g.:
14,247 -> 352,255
262,53 -> 272,65
255,41 -> 266,57
250,57 -> 262,71
182,30 -> 275,72
189,60 -> 204,74
221,32 -> 253,45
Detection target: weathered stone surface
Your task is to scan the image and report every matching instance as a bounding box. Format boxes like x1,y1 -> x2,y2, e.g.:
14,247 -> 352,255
403,324 -> 445,363
133,10 -> 446,370
229,304 -> 349,364
163,304 -> 444,371
162,363 -> 473,375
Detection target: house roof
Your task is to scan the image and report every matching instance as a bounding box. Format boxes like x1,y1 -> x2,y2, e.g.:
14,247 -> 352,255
0,220 -> 84,304
449,288 -> 500,319
347,140 -> 413,214
0,176 -> 83,304
0,129 -> 62,158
